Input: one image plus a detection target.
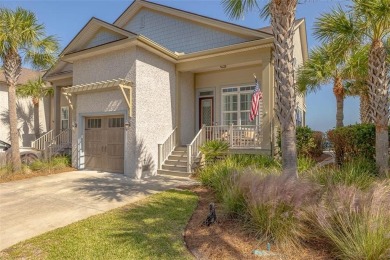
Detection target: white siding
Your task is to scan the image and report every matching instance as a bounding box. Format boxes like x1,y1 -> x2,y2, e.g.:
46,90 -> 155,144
124,9 -> 253,53
83,28 -> 126,49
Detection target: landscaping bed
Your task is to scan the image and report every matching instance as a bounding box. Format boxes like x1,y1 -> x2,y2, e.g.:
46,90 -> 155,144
0,156 -> 73,183
185,186 -> 329,260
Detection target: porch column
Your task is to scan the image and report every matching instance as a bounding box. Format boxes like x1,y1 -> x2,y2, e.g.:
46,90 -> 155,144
53,85 -> 61,136
261,50 -> 273,151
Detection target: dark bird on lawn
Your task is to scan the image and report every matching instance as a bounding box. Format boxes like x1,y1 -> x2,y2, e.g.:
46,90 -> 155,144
203,203 -> 216,226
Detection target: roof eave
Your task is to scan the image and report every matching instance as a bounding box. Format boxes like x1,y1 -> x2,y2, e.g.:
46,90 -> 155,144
114,0 -> 271,39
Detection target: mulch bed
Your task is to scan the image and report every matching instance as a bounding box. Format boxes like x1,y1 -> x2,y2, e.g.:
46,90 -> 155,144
184,186 -> 330,260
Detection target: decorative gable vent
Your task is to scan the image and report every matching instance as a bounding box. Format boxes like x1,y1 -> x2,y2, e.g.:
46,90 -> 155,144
140,14 -> 146,29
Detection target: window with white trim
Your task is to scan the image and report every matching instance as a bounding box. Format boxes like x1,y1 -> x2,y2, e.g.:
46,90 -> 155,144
61,106 -> 69,130
221,86 -> 257,126
296,108 -> 304,127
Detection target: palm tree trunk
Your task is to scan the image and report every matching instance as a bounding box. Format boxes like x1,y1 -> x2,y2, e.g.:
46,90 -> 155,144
270,0 -> 298,178
4,51 -> 22,172
333,76 -> 344,165
33,98 -> 40,139
333,76 -> 344,128
360,92 -> 372,124
368,40 -> 389,176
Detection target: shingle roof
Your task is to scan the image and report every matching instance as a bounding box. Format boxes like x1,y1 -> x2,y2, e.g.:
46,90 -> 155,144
0,68 -> 43,85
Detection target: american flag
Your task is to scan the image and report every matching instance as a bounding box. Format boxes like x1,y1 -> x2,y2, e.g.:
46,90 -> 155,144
249,77 -> 262,122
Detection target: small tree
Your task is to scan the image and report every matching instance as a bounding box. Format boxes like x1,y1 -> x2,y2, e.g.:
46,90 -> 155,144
314,0 -> 390,175
0,7 -> 59,171
17,76 -> 53,139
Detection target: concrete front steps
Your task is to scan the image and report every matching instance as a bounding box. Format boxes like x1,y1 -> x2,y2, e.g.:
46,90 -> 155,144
157,146 -> 192,177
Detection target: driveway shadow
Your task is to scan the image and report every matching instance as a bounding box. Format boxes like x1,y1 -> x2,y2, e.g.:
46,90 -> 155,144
72,172 -> 196,202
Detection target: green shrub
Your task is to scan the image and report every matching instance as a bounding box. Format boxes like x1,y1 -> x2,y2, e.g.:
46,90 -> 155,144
29,155 -> 71,172
277,126 -> 323,158
306,157 -> 377,190
197,158 -> 236,200
199,140 -> 229,164
312,131 -> 324,157
328,124 -> 390,165
298,156 -> 316,173
296,126 -> 316,157
229,154 -> 280,169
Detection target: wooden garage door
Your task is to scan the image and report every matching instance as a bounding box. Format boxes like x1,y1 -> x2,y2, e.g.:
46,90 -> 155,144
84,116 -> 124,173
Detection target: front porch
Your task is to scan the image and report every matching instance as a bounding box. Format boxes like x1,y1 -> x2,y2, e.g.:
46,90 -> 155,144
157,123 -> 272,176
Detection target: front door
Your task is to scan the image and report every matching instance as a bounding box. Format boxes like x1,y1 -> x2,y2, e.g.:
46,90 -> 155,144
199,97 -> 213,129
84,116 -> 124,173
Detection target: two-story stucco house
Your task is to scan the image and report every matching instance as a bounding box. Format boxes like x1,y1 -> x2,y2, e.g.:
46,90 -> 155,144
43,0 -> 308,178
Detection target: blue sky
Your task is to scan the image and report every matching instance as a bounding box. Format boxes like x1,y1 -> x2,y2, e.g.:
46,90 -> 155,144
1,0 -> 360,132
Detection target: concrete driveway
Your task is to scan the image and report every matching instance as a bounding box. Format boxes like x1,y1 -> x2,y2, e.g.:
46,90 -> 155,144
0,171 -> 197,251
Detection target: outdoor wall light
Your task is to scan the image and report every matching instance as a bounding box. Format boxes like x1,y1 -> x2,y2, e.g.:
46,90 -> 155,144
125,121 -> 130,130
72,122 -> 77,129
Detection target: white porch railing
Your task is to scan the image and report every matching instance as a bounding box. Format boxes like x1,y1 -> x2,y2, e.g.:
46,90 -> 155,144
45,128 -> 71,159
158,127 -> 178,170
31,130 -> 53,151
204,124 -> 263,148
187,125 -> 206,172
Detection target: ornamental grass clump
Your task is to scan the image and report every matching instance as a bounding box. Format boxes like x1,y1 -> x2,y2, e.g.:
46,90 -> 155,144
237,171 -> 322,246
306,181 -> 390,259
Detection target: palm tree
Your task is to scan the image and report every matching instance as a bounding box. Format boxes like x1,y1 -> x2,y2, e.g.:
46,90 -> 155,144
342,45 -> 372,124
297,44 -> 346,128
297,44 -> 367,165
0,7 -> 59,171
314,0 -> 390,175
222,0 -> 298,178
16,76 -> 53,139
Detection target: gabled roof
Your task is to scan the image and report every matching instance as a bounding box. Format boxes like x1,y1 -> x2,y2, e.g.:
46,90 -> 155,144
60,17 -> 137,56
114,0 -> 272,39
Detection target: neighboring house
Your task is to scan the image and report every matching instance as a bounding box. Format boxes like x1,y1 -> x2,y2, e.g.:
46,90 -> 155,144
43,0 -> 308,178
0,68 -> 53,147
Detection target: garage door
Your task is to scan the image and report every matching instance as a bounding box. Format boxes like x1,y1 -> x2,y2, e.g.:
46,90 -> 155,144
84,116 -> 124,173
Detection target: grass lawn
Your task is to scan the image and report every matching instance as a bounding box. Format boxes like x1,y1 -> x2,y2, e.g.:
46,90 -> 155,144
1,189 -> 198,260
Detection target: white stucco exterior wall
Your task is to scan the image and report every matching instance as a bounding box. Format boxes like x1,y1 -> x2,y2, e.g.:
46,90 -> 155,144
179,72 -> 195,144
135,47 -> 176,178
72,48 -> 137,176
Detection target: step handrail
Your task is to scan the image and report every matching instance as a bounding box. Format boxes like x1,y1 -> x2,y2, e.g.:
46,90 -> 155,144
157,127 -> 178,170
187,125 -> 206,172
31,130 -> 54,151
45,128 -> 71,159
